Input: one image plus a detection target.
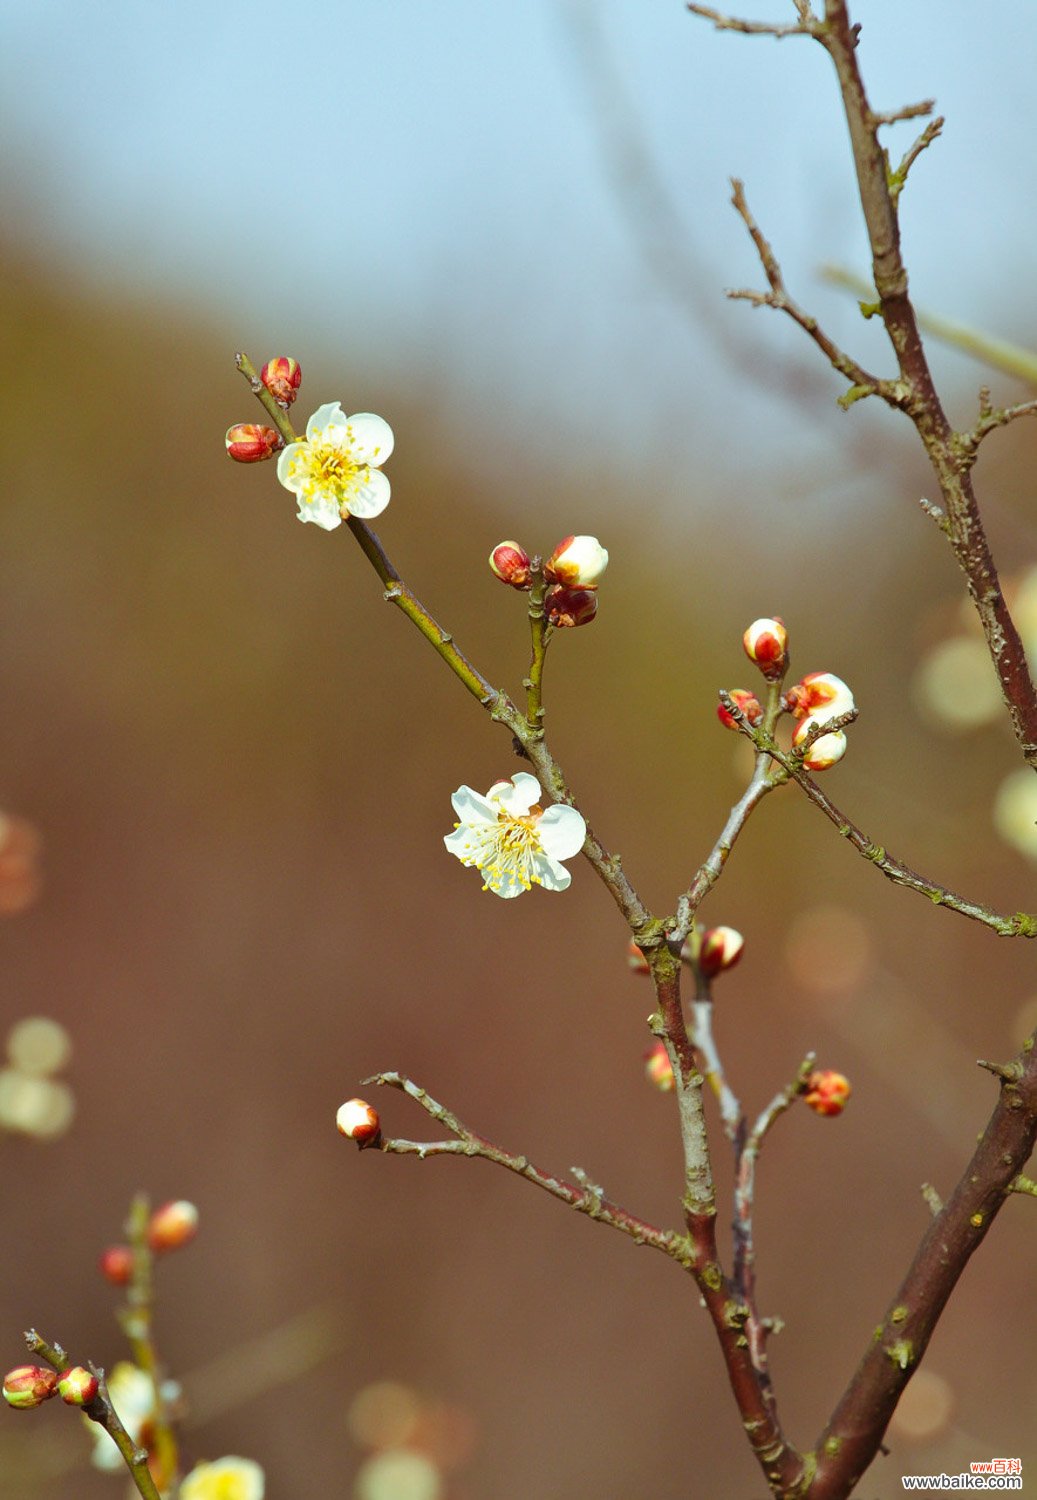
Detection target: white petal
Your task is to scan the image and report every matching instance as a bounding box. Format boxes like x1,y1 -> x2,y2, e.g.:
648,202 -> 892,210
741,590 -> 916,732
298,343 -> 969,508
343,468 -> 391,519
485,867 -> 527,898
343,412 -> 395,466
451,786 -> 496,825
276,441 -> 306,493
537,804 -> 586,860
305,402 -> 347,441
534,855 -> 572,892
296,493 -> 342,530
497,773 -> 542,815
444,827 -> 476,861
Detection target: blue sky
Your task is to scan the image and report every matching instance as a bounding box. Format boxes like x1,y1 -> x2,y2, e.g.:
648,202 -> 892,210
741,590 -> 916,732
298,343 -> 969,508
4,1 -> 1036,500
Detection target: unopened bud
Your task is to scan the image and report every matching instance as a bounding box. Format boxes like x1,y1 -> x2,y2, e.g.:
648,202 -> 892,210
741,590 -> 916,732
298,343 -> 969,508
57,1367 -> 98,1406
337,1097 -> 382,1148
793,720 -> 848,771
225,424 -> 283,463
259,356 -> 303,407
488,541 -> 532,590
3,1365 -> 58,1410
717,690 -> 763,731
698,926 -> 744,978
626,938 -> 650,975
0,813 -> 42,915
644,1042 -> 675,1092
742,617 -> 787,675
147,1200 -> 199,1253
545,535 -> 609,589
545,585 -> 597,628
98,1245 -> 134,1286
785,671 -> 855,721
804,1069 -> 851,1117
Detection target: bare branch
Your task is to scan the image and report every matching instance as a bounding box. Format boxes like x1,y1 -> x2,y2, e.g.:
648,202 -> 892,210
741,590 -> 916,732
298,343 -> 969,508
889,116 -> 944,205
687,3 -> 819,39
727,180 -> 904,410
871,98 -> 935,127
363,1072 -> 690,1263
957,398 -> 1037,460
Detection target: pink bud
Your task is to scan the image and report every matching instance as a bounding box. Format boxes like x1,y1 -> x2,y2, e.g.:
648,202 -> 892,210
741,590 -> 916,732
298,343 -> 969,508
3,1365 -> 58,1410
804,1069 -> 851,1117
742,617 -> 787,674
716,690 -> 763,731
545,536 -> 609,589
147,1200 -> 199,1253
545,585 -> 598,628
98,1245 -> 134,1286
336,1098 -> 382,1148
259,356 -> 303,407
488,541 -> 532,589
644,1042 -> 675,1092
225,423 -> 283,463
57,1367 -> 99,1406
698,926 -> 744,978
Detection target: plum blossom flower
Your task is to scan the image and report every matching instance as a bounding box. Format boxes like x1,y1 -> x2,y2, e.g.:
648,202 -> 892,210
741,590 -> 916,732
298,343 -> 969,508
276,402 -> 393,530
180,1456 -> 266,1500
444,773 -> 586,898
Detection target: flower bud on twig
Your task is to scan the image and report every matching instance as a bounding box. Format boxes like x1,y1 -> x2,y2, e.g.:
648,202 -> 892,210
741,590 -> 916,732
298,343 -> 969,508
488,541 -> 532,590
742,617 -> 788,675
147,1200 -> 199,1253
545,535 -> 609,589
698,925 -> 744,978
337,1098 -> 382,1148
3,1365 -> 58,1410
545,585 -> 598,628
225,424 -> 283,463
57,1367 -> 99,1406
259,356 -> 302,408
804,1069 -> 851,1117
644,1042 -> 675,1091
98,1245 -> 134,1286
793,720 -> 848,771
717,690 -> 763,732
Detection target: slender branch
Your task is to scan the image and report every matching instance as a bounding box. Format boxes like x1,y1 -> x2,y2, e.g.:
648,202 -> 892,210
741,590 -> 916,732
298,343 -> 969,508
808,1036 -> 1037,1498
23,1332 -> 162,1500
118,1197 -> 177,1487
889,117 -> 944,205
524,563 -> 550,729
686,3 -> 820,39
727,181 -> 901,411
363,1071 -> 691,1264
690,996 -> 743,1140
957,397 -> 1037,459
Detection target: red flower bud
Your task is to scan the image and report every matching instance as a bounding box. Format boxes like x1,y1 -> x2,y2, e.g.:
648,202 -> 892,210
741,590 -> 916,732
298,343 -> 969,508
545,585 -> 597,628
698,926 -> 744,978
626,938 -> 650,975
147,1200 -> 199,1253
3,1365 -> 58,1409
488,541 -> 532,589
98,1245 -> 134,1286
225,424 -> 283,463
804,1069 -> 851,1117
259,356 -> 302,407
717,690 -> 763,731
544,535 -> 609,588
336,1098 -> 382,1148
57,1367 -> 99,1406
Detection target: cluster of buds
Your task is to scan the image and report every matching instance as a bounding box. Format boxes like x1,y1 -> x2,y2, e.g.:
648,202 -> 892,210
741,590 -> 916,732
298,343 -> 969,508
224,355 -> 301,463
804,1069 -> 851,1117
719,618 -> 856,773
489,535 -> 609,629
786,671 -> 856,772
337,1098 -> 382,1149
3,1363 -> 98,1411
98,1200 -> 198,1286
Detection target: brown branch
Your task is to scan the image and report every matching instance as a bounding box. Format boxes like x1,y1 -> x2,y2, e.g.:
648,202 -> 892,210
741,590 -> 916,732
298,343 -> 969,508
957,397 -> 1037,459
808,1039 -> 1037,1497
727,181 -> 901,411
889,116 -> 944,205
686,3 -> 820,39
363,1071 -> 690,1263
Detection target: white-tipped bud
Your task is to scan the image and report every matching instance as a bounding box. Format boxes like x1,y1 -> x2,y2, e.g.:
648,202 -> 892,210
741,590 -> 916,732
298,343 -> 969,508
795,723 -> 848,770
337,1098 -> 381,1148
742,617 -> 787,675
786,671 -> 855,722
698,925 -> 744,978
545,535 -> 609,588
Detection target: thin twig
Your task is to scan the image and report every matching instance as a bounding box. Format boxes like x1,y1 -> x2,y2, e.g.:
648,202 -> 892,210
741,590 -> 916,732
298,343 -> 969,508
889,117 -> 944,205
363,1071 -> 691,1264
686,3 -> 819,39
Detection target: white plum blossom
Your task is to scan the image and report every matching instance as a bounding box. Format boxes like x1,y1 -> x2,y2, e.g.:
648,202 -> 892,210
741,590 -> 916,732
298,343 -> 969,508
276,402 -> 393,530
444,773 -> 586,898
180,1456 -> 266,1500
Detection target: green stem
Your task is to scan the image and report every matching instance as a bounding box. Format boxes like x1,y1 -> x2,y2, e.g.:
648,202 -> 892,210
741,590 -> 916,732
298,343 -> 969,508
525,564 -> 550,729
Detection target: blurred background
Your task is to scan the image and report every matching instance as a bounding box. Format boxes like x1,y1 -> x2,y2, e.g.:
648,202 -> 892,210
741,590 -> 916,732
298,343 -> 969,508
1,2 -> 1036,1496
